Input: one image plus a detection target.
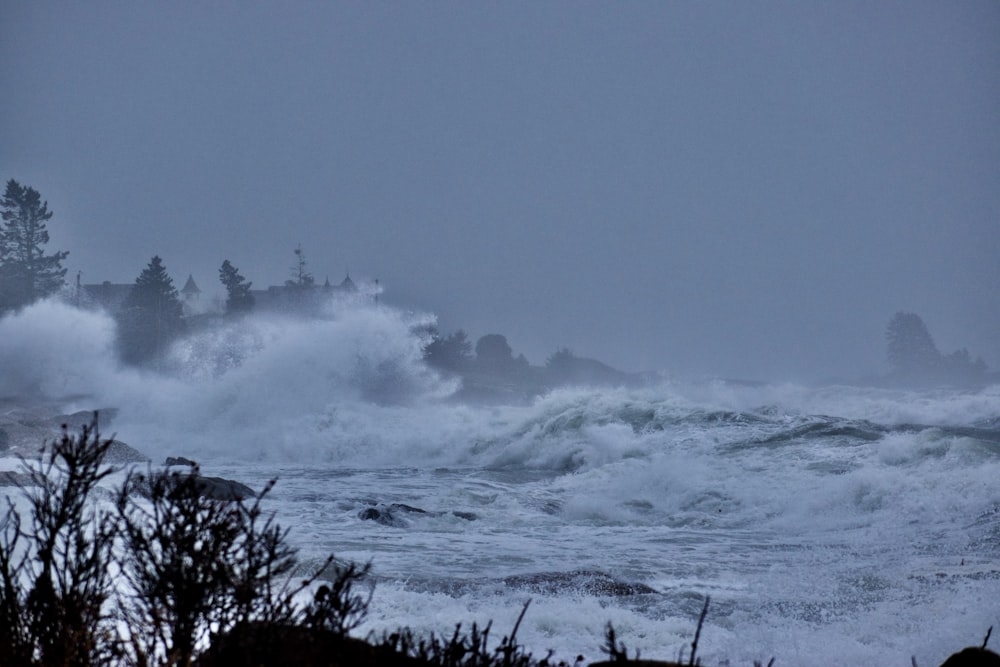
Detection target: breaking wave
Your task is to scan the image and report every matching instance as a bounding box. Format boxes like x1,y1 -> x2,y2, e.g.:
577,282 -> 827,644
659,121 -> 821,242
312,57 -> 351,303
3,298 -> 1000,665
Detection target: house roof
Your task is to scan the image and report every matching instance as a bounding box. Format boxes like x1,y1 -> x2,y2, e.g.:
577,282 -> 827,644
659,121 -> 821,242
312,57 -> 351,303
181,274 -> 200,295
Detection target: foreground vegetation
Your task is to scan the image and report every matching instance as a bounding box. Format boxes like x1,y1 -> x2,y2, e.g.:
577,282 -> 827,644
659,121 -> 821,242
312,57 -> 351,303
0,415 -> 995,666
0,415 -> 597,666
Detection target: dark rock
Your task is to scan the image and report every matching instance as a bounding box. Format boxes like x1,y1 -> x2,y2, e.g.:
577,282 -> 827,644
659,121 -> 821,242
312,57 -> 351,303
358,502 -> 478,527
165,456 -> 198,467
589,661 -> 684,666
193,476 -> 256,501
0,470 -> 39,488
195,623 -> 424,667
130,473 -> 257,501
358,506 -> 410,528
939,647 -> 1000,667
103,440 -> 149,464
501,570 -> 659,596
391,503 -> 428,515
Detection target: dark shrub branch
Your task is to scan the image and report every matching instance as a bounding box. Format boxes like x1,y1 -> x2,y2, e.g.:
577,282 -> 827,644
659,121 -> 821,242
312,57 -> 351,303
0,414 -> 120,666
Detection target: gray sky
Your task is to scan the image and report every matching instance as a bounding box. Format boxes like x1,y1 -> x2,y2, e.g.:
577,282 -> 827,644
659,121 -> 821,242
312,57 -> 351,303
3,1 -> 998,381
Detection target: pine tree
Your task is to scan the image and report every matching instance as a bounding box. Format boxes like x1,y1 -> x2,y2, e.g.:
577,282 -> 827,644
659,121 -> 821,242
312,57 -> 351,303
0,180 -> 68,313
424,329 -> 473,371
219,259 -> 255,315
475,334 -> 515,371
117,256 -> 186,365
885,312 -> 941,376
286,245 -> 314,289
279,245 -> 319,313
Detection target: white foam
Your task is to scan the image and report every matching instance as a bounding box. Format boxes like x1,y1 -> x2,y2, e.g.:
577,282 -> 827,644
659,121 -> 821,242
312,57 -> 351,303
3,300 -> 999,665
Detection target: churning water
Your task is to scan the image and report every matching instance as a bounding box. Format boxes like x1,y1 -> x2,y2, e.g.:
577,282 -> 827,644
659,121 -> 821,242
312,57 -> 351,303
2,299 -> 998,665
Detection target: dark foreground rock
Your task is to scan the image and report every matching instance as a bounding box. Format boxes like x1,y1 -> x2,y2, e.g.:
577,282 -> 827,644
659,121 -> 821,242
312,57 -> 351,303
193,475 -> 257,500
939,647 -> 1000,667
195,624 -> 424,667
165,455 -> 198,467
587,642 -> 1000,667
128,471 -> 257,501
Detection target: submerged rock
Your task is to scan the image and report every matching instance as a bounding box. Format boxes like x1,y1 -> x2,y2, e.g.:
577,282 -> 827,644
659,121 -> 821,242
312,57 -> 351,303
358,506 -> 407,527
358,502 -> 478,527
165,456 -> 198,467
358,503 -> 427,528
500,569 -> 658,596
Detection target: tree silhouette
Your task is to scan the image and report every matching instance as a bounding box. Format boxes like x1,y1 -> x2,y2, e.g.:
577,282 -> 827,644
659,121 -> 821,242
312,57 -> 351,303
424,329 -> 473,371
117,256 -> 185,365
885,312 -> 990,384
219,260 -> 255,315
0,180 -> 68,313
885,312 -> 941,376
475,334 -> 515,371
279,245 -> 320,312
286,245 -> 314,289
545,348 -> 576,371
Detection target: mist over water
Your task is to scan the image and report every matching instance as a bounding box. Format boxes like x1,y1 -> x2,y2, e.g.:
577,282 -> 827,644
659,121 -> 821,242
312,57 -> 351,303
2,298 -> 999,665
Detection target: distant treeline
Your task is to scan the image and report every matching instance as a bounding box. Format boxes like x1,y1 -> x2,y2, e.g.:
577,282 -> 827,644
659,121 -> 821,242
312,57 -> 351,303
0,179 -> 362,366
0,178 -> 644,386
2,178 -> 992,386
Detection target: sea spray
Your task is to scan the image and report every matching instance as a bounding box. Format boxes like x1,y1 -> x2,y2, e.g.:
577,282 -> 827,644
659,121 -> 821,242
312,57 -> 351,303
2,299 -> 999,664
0,299 -> 122,400
0,297 -> 460,460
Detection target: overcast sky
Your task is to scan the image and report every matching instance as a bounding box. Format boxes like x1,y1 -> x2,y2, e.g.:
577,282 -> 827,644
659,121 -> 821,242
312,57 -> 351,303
2,1 -> 998,381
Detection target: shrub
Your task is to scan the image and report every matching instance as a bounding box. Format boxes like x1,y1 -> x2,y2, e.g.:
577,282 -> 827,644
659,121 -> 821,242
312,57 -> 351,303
0,415 -> 120,666
0,414 -> 348,667
116,471 -> 316,664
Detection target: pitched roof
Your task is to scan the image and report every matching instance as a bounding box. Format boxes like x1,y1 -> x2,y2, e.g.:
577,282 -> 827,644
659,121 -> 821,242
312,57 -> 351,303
181,274 -> 200,295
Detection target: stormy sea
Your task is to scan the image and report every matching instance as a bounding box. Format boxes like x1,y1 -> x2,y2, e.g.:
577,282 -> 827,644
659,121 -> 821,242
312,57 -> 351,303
2,299 -> 998,666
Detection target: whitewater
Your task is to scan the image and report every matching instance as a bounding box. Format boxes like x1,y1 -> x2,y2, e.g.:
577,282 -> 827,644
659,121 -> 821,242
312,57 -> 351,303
1,299 -> 998,665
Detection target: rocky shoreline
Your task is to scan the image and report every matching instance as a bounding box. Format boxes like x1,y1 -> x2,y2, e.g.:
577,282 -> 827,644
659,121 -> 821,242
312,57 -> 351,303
0,406 -> 260,502
0,406 -> 144,461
